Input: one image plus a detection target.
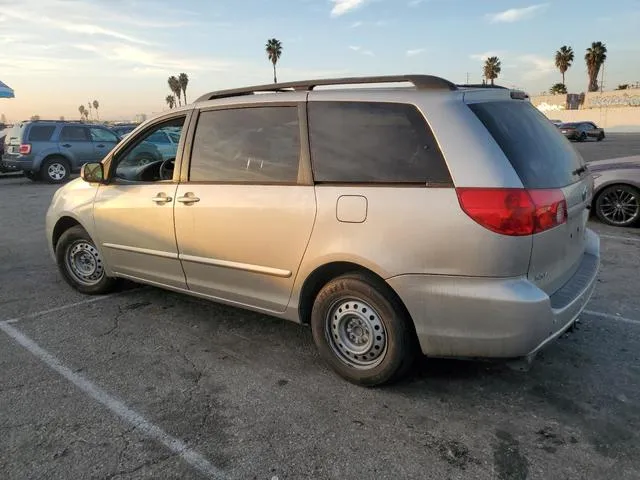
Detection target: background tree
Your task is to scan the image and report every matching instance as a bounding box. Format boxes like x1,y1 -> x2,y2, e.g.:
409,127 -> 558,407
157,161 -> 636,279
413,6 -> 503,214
550,83 -> 568,95
178,73 -> 189,104
30,115 -> 40,121
78,105 -> 86,121
87,102 -> 93,121
555,45 -> 574,86
59,116 -> 65,121
585,41 -> 607,92
616,84 -> 629,90
166,95 -> 176,109
265,38 -> 283,83
483,56 -> 501,85
168,76 -> 182,106
92,100 -> 100,120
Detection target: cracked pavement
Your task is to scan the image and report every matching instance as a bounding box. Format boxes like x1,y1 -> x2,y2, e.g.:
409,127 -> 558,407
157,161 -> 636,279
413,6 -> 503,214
1,137 -> 640,479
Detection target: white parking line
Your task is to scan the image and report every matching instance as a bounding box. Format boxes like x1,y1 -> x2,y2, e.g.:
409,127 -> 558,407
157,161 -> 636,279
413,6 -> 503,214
599,234 -> 640,243
0,321 -> 225,480
583,309 -> 640,326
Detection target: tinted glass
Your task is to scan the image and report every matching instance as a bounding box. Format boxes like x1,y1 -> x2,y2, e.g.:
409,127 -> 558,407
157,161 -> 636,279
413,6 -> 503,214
27,125 -> 56,142
308,101 -> 451,184
147,131 -> 170,144
468,101 -> 585,189
60,126 -> 89,141
89,127 -> 118,142
190,107 -> 300,183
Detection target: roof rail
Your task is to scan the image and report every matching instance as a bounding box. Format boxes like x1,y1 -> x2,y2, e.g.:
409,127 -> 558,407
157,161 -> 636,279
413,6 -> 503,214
456,83 -> 508,89
196,74 -> 458,102
24,119 -> 93,123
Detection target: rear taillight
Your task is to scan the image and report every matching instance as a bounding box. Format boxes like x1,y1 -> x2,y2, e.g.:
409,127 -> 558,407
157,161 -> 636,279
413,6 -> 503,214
456,188 -> 567,236
19,144 -> 31,155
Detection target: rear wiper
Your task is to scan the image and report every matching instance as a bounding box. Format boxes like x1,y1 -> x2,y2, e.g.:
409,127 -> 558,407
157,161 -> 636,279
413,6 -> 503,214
572,166 -> 587,176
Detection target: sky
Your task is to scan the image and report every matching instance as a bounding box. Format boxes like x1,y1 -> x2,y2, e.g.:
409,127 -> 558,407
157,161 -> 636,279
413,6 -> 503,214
1,0 -> 639,121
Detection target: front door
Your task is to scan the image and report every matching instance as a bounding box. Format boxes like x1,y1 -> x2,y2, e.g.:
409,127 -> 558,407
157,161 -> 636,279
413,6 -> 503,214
174,103 -> 316,313
93,114 -> 189,288
58,125 -> 95,168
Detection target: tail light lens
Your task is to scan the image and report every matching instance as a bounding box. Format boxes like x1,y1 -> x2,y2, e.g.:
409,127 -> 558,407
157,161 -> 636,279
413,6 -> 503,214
19,144 -> 31,155
456,188 -> 567,236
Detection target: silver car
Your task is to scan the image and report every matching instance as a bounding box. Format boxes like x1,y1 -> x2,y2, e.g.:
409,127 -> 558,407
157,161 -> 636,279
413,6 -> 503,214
45,75 -> 600,386
590,155 -> 640,227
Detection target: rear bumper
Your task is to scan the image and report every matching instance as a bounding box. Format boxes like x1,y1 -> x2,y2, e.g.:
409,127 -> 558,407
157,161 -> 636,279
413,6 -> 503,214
1,155 -> 34,172
387,229 -> 600,359
561,131 -> 579,141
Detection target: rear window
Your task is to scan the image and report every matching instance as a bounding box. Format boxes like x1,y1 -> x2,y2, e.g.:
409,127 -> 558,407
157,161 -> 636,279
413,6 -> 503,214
27,125 -> 56,142
468,101 -> 585,188
4,124 -> 25,145
308,101 -> 452,185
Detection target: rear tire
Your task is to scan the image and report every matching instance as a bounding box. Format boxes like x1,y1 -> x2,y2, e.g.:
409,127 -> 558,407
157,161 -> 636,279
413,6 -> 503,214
311,272 -> 417,386
41,156 -> 70,183
595,184 -> 640,227
55,225 -> 119,294
597,132 -> 605,141
579,132 -> 587,142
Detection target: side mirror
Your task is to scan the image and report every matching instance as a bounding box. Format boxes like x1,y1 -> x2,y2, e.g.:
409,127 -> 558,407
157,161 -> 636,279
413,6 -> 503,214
81,162 -> 104,183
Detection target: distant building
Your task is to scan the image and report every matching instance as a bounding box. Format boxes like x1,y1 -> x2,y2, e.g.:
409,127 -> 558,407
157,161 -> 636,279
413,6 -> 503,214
134,113 -> 147,123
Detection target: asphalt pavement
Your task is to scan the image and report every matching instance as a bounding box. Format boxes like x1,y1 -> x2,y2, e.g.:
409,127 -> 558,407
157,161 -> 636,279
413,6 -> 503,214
1,135 -> 639,480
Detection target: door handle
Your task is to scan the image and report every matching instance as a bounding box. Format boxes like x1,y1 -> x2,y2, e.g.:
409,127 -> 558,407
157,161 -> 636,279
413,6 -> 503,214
96,144 -> 105,148
176,193 -> 200,204
62,144 -> 72,148
151,193 -> 172,204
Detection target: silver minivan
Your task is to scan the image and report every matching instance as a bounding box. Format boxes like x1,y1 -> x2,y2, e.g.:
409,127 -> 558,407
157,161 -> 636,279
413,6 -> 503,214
46,75 -> 599,386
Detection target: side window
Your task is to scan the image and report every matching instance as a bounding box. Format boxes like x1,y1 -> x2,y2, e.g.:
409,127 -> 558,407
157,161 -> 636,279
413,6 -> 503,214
89,128 -> 118,143
27,125 -> 56,142
60,126 -> 90,142
189,106 -> 300,183
308,101 -> 451,184
147,131 -> 170,144
112,117 -> 185,182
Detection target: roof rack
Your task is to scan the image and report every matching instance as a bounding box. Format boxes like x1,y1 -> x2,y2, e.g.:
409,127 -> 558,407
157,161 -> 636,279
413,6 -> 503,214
195,74 -> 458,102
456,83 -> 508,89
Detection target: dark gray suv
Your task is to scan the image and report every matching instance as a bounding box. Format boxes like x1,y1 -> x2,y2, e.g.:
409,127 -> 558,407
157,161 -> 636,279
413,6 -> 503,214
1,120 -> 120,182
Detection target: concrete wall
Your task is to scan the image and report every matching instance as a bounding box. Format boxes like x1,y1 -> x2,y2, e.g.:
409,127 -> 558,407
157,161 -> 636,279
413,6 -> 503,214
531,89 -> 640,132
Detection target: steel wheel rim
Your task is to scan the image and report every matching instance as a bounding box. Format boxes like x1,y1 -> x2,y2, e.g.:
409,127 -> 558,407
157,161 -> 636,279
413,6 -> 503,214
599,188 -> 639,225
65,241 -> 104,286
325,297 -> 387,369
48,162 -> 66,180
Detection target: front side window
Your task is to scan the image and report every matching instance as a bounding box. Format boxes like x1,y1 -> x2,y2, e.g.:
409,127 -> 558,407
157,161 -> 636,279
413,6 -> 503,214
308,101 -> 451,184
189,106 -> 301,183
112,117 -> 185,182
89,127 -> 119,143
60,126 -> 89,142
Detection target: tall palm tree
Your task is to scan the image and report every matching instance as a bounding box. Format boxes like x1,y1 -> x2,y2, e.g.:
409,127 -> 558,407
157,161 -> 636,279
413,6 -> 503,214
92,100 -> 100,120
87,102 -> 93,121
78,105 -> 85,121
178,73 -> 189,104
483,56 -> 501,85
168,76 -> 181,106
555,46 -> 574,86
585,41 -> 607,92
265,38 -> 283,83
165,95 -> 176,109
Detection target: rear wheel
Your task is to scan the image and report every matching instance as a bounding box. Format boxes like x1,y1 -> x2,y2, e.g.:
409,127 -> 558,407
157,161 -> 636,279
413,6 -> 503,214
41,156 -> 70,183
311,272 -> 417,386
597,132 -> 605,141
56,225 -> 119,294
595,184 -> 640,227
579,132 -> 587,142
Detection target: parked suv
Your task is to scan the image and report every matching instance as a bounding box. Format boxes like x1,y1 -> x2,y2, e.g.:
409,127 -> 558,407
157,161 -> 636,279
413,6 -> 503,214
46,75 -> 600,386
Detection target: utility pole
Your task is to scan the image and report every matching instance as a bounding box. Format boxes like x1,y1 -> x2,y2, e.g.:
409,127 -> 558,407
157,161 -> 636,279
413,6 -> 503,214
600,63 -> 605,93
466,72 -> 470,84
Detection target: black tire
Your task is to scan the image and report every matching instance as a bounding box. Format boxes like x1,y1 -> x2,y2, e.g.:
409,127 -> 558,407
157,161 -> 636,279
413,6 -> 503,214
40,156 -> 71,183
55,225 -> 119,294
24,171 -> 38,181
594,184 -> 640,227
134,154 -> 155,167
311,272 -> 417,386
578,132 -> 587,142
597,132 -> 605,141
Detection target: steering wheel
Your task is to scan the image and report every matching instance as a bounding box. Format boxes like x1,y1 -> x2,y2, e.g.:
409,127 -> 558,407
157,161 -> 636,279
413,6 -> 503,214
159,158 -> 175,180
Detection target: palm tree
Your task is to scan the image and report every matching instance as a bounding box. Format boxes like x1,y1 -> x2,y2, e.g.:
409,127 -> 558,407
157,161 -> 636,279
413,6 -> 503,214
585,41 -> 607,92
166,95 -> 176,109
92,100 -> 100,120
168,76 -> 182,106
78,105 -> 85,121
178,73 -> 189,104
555,46 -> 574,87
483,56 -> 501,85
265,38 -> 283,83
550,83 -> 567,95
87,102 -> 93,121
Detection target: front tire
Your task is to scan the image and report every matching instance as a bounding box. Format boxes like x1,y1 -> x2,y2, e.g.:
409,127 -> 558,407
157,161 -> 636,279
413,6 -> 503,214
597,132 -> 605,141
595,184 -> 640,227
579,132 -> 587,142
55,225 -> 119,294
24,171 -> 38,181
41,157 -> 70,183
311,272 -> 417,386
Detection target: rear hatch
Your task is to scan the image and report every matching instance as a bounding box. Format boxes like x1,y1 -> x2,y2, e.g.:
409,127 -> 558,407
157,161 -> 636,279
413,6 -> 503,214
468,99 -> 592,295
3,123 -> 26,157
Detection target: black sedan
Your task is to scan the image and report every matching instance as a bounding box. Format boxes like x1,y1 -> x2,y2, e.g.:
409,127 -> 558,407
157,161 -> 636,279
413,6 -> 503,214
559,121 -> 605,142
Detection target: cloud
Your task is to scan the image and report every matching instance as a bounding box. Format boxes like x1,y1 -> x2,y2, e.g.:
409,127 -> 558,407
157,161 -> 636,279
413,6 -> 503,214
406,48 -> 425,57
349,45 -> 374,56
349,45 -> 362,51
470,51 -> 503,61
408,0 -> 425,6
350,21 -> 363,28
518,54 -> 556,79
331,0 -> 370,17
486,4 -> 548,23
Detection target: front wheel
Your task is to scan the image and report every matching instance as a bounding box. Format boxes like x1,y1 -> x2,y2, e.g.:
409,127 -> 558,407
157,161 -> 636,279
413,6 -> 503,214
55,225 -> 119,294
579,132 -> 587,142
41,157 -> 70,183
311,272 -> 417,386
595,185 -> 640,227
597,132 -> 605,141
